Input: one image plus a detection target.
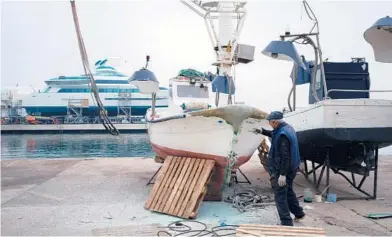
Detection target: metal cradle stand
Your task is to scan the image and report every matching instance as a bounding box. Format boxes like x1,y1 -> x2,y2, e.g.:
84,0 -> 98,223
300,146 -> 379,201
228,168 -> 252,187
146,166 -> 161,186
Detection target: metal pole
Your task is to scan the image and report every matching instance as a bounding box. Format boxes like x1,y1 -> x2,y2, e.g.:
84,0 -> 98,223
301,0 -> 328,98
316,34 -> 328,99
373,146 -> 379,199
286,34 -> 321,102
280,32 -> 319,38
204,16 -> 218,58
227,73 -> 232,105
325,89 -> 392,98
292,65 -> 297,111
325,147 -> 330,198
151,93 -> 156,117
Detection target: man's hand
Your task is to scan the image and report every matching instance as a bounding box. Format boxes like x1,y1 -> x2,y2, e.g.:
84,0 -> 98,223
278,175 -> 286,187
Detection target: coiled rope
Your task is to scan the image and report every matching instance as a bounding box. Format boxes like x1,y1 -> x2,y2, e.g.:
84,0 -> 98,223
157,220 -> 238,237
224,188 -> 275,213
156,190 -> 275,236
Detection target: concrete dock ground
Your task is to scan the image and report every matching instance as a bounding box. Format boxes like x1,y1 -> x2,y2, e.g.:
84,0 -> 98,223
2,155 -> 392,236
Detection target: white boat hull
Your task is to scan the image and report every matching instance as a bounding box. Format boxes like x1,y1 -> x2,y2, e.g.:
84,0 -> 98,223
146,104 -> 270,200
284,98 -> 392,166
284,98 -> 392,144
148,115 -> 268,166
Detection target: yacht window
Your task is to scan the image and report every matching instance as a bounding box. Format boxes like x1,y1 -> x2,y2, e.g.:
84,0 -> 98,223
177,85 -> 209,98
57,88 -> 140,93
169,87 -> 173,98
44,87 -> 51,93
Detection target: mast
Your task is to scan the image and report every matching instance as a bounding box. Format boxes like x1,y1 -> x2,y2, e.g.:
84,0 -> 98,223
181,0 -> 255,105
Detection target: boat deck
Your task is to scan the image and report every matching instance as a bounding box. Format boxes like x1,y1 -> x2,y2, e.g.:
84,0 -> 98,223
2,155 -> 392,235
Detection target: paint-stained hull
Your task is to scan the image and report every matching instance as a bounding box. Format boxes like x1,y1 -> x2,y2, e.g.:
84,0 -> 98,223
146,105 -> 269,200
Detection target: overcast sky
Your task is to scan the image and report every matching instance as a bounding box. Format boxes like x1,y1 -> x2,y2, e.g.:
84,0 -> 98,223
1,0 -> 392,112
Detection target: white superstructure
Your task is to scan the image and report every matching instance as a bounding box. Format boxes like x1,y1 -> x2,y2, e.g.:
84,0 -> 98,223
21,59 -> 169,117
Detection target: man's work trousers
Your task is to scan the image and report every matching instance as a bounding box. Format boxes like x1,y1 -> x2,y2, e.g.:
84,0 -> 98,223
273,170 -> 305,226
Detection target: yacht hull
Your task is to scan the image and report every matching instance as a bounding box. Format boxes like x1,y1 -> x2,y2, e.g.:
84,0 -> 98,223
23,105 -> 167,117
22,92 -> 168,117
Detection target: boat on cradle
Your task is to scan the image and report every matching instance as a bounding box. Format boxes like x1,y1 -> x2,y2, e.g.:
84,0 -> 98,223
145,71 -> 269,199
261,1 -> 392,199
129,1 -> 270,201
21,58 -> 169,118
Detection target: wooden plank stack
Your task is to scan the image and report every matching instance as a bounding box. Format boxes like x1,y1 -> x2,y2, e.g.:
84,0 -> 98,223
144,156 -> 215,219
236,224 -> 326,236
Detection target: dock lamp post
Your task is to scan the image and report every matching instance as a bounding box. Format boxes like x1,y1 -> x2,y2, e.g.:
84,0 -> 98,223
261,0 -> 330,111
261,32 -> 328,110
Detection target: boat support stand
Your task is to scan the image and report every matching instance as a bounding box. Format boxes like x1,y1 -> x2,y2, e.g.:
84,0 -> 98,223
146,166 -> 161,186
228,168 -> 252,187
300,146 -> 379,201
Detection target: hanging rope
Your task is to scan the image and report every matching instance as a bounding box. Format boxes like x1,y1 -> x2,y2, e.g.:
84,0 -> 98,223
70,0 -> 119,136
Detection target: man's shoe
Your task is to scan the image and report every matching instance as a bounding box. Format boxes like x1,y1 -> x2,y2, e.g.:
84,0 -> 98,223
294,214 -> 305,222
280,222 -> 294,226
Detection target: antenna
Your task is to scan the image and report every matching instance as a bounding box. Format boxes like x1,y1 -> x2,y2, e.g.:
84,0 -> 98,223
145,55 -> 150,69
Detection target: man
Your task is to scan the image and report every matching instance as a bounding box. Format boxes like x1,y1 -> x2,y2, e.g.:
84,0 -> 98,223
254,111 -> 305,226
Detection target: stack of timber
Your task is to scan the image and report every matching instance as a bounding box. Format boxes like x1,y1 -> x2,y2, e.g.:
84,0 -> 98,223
236,224 -> 326,236
144,156 -> 215,219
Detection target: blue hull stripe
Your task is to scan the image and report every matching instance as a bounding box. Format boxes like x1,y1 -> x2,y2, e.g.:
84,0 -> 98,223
104,97 -> 167,101
24,105 -> 167,116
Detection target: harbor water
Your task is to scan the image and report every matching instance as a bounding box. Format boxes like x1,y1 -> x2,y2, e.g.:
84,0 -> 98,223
1,133 -> 155,159
1,133 -> 392,159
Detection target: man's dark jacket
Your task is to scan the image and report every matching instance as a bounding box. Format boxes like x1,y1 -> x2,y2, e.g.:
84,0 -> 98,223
261,122 -> 301,176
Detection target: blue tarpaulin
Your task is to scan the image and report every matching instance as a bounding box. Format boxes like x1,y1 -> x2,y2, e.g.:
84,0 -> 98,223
290,61 -> 314,85
212,75 -> 236,94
